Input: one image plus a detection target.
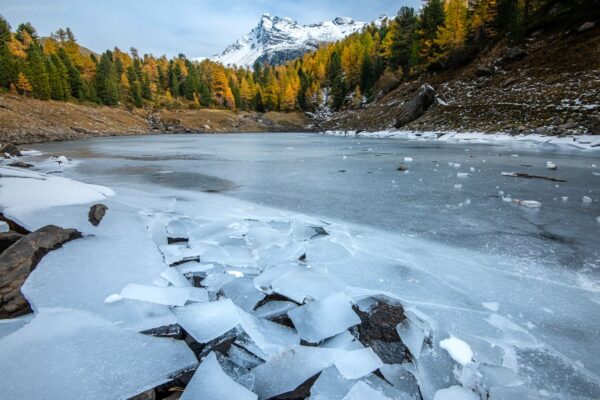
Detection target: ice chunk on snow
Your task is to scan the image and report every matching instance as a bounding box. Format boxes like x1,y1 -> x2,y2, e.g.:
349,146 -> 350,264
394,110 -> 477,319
288,293 -> 360,343
254,300 -> 298,319
158,244 -> 200,266
0,309 -> 197,400
546,161 -> 557,170
0,167 -> 114,215
0,221 -> 9,233
237,308 -> 300,355
201,270 -> 236,292
173,299 -> 240,343
176,261 -> 215,275
160,267 -> 192,287
440,336 -> 473,366
404,157 -> 413,163
335,347 -> 383,379
252,345 -> 346,399
120,283 -> 189,306
104,293 -> 123,304
342,381 -> 393,400
457,172 -> 469,178
181,352 -> 257,400
271,266 -> 346,303
583,196 -> 593,203
482,302 -> 500,312
433,386 -> 478,400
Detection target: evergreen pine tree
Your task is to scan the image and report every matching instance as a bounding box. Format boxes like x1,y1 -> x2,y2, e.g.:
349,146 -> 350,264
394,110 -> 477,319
327,51 -> 346,111
95,52 -> 120,105
26,44 -> 51,100
57,47 -> 84,99
419,0 -> 446,64
0,16 -> 16,89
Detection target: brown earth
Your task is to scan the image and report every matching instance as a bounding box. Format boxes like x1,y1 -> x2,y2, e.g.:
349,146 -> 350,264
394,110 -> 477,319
319,24 -> 600,135
0,93 -> 311,145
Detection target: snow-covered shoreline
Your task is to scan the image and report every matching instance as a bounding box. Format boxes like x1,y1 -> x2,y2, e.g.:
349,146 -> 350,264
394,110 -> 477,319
320,130 -> 600,151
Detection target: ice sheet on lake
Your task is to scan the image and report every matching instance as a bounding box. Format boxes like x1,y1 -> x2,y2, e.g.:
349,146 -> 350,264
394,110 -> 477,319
0,308 -> 197,400
287,293 -> 360,343
0,166 -> 114,216
173,299 -> 240,343
181,352 -> 257,400
252,345 -> 346,399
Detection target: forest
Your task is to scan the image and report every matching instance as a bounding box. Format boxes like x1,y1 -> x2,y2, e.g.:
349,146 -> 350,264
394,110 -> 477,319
0,0 -> 595,113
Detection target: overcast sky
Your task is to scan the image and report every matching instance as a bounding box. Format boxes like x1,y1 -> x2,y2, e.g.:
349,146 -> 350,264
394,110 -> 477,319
1,0 -> 422,58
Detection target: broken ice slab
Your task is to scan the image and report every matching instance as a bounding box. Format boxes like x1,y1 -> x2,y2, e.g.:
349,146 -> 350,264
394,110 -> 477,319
487,385 -> 544,399
189,240 -> 256,267
254,241 -> 306,267
397,317 -> 426,359
244,224 -> 289,249
342,381 -> 393,400
188,287 -> 209,303
290,214 -> 329,241
166,217 -> 195,242
415,343 -> 461,400
158,243 -> 200,266
120,283 -> 190,306
0,314 -> 33,339
160,267 -> 192,287
379,364 -> 421,398
176,261 -> 215,276
461,363 -> 523,395
251,345 -> 346,399
229,343 -> 264,369
305,237 -> 352,266
253,263 -> 303,293
173,299 -> 240,343
271,265 -> 346,303
288,293 -> 360,343
334,347 -> 383,379
0,309 -> 197,400
310,367 -> 356,400
181,352 -> 257,400
253,300 -> 298,319
216,352 -> 255,390
433,385 -> 479,400
200,269 -> 235,292
222,277 -> 266,312
237,308 -> 300,355
321,330 -> 363,351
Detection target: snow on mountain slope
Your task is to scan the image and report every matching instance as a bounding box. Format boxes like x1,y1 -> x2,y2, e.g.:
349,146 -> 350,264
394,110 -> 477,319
209,14 -> 385,67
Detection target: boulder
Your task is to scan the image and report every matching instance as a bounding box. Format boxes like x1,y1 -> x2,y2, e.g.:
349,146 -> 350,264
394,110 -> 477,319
475,66 -> 493,77
0,225 -> 81,318
0,143 -> 22,157
8,161 -> 33,168
0,232 -> 25,254
588,115 -> 600,135
88,204 -> 108,226
394,84 -> 436,129
578,22 -> 595,33
502,47 -> 528,63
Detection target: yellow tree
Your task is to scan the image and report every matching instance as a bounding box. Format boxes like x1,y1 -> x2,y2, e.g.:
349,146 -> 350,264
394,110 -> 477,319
239,77 -> 253,109
280,83 -> 296,111
210,66 -> 235,110
16,73 -> 33,95
436,0 -> 469,55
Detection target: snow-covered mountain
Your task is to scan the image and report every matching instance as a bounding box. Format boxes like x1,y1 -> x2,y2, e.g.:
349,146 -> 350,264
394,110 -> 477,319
210,14 -> 384,67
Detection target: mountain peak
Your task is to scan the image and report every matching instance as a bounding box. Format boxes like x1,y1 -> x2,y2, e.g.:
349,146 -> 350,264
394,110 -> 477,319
210,14 -> 374,67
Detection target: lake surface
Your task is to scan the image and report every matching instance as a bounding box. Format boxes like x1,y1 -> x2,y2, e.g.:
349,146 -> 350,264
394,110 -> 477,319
33,133 -> 600,272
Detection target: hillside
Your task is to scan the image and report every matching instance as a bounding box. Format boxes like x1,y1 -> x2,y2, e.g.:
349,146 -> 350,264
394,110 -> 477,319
0,94 -> 310,144
318,22 -> 600,135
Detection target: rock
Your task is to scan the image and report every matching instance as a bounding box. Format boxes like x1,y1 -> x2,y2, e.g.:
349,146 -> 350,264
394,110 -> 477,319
502,47 -> 528,63
0,232 -> 25,254
71,127 -> 91,134
559,122 -> 578,130
88,204 -> 108,226
502,77 -> 518,87
394,84 -> 436,128
588,115 -> 600,135
128,389 -> 156,400
397,164 -> 409,171
0,143 -> 22,157
475,66 -> 493,77
0,225 -> 81,318
578,22 -> 595,33
353,299 -> 409,364
8,161 -> 33,168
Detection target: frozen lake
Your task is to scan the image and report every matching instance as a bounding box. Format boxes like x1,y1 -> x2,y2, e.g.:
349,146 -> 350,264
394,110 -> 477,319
19,132 -> 600,398
34,133 -> 599,267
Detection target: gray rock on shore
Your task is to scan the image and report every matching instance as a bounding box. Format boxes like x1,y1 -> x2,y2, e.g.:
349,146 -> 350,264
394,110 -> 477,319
394,84 -> 436,128
88,204 -> 108,227
0,143 -> 21,158
0,225 -> 81,318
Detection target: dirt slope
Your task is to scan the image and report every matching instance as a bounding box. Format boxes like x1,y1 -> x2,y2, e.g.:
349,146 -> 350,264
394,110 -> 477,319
319,24 -> 600,135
